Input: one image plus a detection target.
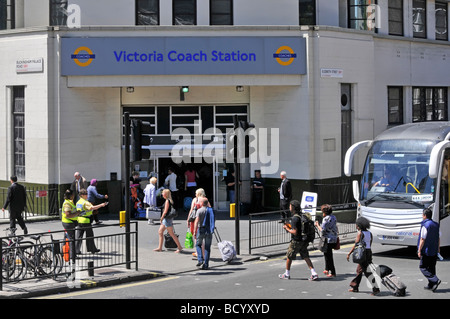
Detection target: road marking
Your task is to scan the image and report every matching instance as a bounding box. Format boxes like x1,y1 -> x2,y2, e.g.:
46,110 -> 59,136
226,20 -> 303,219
36,276 -> 179,299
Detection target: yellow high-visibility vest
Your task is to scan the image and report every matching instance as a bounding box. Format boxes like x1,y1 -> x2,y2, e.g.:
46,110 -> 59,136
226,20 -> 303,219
76,197 -> 93,224
62,199 -> 77,223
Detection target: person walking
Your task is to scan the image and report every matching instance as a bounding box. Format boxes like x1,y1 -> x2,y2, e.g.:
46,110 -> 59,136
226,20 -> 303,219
193,198 -> 215,270
76,188 -> 107,254
251,170 -> 265,213
144,177 -> 158,224
87,179 -> 108,225
70,172 -> 88,202
61,189 -> 80,262
154,189 -> 183,253
315,204 -> 338,278
418,207 -> 441,292
347,217 -> 380,295
165,167 -> 179,209
279,200 -> 318,281
2,176 -> 28,235
278,171 -> 292,222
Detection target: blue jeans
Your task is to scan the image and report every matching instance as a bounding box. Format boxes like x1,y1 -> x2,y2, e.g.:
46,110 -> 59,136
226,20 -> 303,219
196,228 -> 213,267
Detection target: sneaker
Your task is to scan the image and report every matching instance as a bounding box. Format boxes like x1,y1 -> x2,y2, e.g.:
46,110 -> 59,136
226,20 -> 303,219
278,273 -> 290,280
201,264 -> 209,270
308,274 -> 319,281
431,280 -> 441,292
196,262 -> 203,267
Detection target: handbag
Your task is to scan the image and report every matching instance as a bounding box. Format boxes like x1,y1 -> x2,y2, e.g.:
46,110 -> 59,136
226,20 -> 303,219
352,232 -> 367,264
334,237 -> 341,250
185,230 -> 194,249
165,206 -> 178,219
188,207 -> 197,223
318,236 -> 328,252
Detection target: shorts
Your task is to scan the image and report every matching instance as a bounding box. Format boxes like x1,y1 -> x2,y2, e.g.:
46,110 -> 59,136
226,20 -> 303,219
286,240 -> 309,260
162,218 -> 173,227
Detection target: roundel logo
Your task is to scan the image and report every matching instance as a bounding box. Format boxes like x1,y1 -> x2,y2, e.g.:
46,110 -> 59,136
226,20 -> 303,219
273,46 -> 297,66
71,46 -> 96,67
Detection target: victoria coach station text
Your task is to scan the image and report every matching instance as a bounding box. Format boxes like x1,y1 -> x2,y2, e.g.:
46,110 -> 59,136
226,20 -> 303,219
113,50 -> 257,62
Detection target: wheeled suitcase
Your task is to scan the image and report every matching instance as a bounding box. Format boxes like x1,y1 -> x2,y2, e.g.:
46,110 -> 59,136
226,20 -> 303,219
164,232 -> 179,249
214,227 -> 236,262
372,264 -> 407,297
146,207 -> 161,220
382,273 -> 407,296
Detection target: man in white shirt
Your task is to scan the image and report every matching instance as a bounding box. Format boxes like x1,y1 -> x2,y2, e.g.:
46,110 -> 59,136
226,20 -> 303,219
165,167 -> 179,208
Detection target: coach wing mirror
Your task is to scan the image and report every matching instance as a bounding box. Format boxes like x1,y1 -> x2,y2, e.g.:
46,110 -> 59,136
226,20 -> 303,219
429,141 -> 450,178
352,180 -> 360,202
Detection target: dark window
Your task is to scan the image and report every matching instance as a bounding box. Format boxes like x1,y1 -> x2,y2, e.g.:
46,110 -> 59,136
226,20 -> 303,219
388,87 -> 403,125
348,0 -> 375,31
413,87 -> 448,122
412,0 -> 426,38
388,0 -> 403,36
50,0 -> 68,26
435,1 -> 448,41
0,0 -> 15,30
12,86 -> 25,180
299,0 -> 316,25
136,0 -> 159,25
173,0 -> 196,25
157,107 -> 171,134
210,0 -> 232,25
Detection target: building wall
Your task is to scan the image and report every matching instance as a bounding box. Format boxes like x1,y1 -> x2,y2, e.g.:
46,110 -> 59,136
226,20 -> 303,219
0,31 -> 50,183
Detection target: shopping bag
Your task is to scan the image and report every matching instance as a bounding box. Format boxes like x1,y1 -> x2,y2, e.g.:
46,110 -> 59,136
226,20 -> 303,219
185,230 -> 194,249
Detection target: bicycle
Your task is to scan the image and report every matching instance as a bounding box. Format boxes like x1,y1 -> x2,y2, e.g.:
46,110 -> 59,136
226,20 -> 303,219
2,228 -> 63,281
2,228 -> 27,281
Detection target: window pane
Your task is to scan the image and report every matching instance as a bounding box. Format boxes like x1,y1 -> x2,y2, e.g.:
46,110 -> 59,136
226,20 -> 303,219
0,0 -> 6,30
50,0 -> 68,26
137,0 -> 159,25
435,1 -> 448,41
413,0 -> 426,38
173,0 -> 196,25
299,0 -> 315,25
388,87 -> 403,125
348,0 -> 375,31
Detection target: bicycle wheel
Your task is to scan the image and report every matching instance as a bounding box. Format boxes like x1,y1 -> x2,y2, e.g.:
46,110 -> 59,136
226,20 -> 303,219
37,245 -> 60,276
2,247 -> 26,281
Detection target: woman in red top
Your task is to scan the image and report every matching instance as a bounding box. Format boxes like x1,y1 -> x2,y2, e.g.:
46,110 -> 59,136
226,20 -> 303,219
184,168 -> 199,198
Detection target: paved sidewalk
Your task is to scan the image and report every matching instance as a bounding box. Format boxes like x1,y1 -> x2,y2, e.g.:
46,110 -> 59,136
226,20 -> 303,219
0,212 -> 356,299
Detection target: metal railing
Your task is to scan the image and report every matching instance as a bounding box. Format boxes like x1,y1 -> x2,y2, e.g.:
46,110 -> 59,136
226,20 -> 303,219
0,186 -> 59,219
248,209 -> 357,254
0,222 -> 138,290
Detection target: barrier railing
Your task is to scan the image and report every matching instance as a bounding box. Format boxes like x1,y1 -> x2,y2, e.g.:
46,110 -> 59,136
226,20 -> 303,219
248,209 -> 357,255
0,222 -> 138,290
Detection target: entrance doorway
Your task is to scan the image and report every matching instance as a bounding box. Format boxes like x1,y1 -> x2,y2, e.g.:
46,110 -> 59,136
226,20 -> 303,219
157,157 -> 214,209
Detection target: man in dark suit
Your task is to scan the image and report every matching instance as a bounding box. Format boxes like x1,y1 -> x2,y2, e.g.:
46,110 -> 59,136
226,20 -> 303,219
2,176 -> 28,234
70,171 -> 89,203
278,171 -> 292,222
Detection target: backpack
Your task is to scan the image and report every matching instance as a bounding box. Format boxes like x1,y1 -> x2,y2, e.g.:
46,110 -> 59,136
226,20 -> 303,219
202,207 -> 215,234
300,213 -> 315,243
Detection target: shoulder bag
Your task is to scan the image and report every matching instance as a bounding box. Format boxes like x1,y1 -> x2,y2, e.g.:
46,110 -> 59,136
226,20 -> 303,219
352,231 -> 367,264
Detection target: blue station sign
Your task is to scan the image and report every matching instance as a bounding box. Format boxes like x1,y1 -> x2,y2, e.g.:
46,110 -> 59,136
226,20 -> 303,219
61,37 -> 306,76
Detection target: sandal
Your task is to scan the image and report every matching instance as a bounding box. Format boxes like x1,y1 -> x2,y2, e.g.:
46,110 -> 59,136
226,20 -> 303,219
348,288 -> 359,293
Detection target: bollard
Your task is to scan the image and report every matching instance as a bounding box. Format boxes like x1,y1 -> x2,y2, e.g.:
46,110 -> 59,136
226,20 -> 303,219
230,203 -> 235,218
120,210 -> 126,227
88,261 -> 94,277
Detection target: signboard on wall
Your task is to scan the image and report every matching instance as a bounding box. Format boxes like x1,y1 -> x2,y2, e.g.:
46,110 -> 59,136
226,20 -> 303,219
61,37 -> 306,76
16,58 -> 44,73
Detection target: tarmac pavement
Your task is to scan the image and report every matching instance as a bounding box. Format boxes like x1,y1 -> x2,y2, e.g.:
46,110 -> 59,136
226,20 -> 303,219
0,211 -> 356,299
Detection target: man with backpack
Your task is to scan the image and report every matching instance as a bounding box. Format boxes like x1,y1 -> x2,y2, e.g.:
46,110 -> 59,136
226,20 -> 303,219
279,200 -> 318,281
